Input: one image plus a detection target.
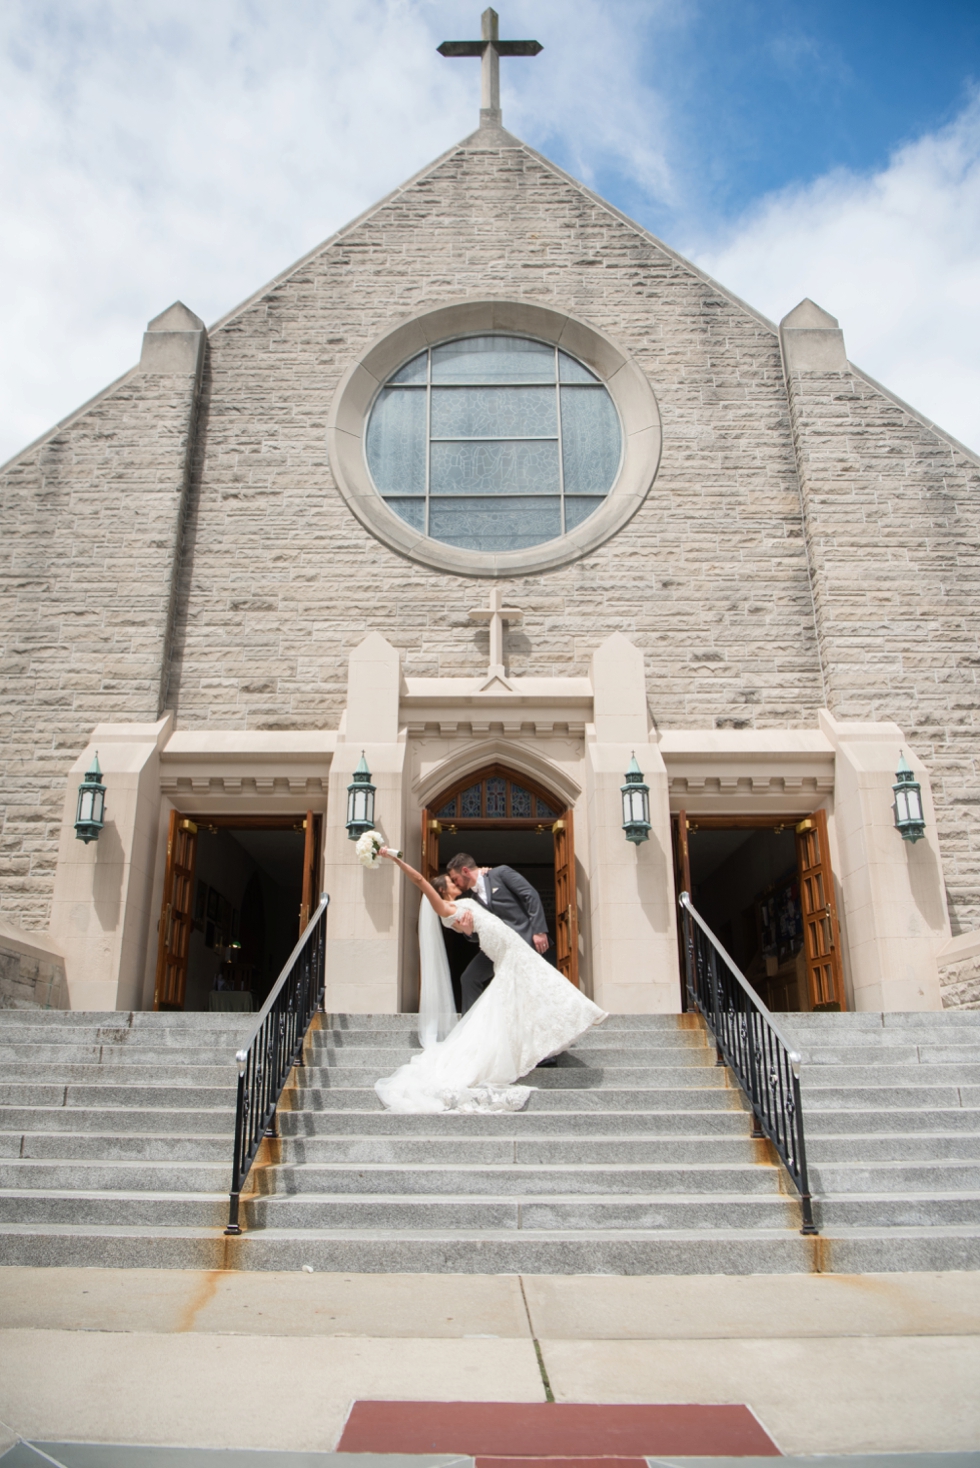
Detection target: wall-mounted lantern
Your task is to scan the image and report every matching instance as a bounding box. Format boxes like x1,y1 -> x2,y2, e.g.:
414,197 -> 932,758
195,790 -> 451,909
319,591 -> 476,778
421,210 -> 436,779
621,753 -> 651,845
893,751 -> 925,844
74,753 -> 106,844
346,752 -> 376,840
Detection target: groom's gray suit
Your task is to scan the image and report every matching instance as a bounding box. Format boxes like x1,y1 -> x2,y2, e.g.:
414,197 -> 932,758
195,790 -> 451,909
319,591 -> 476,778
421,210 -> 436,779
459,865 -> 549,1014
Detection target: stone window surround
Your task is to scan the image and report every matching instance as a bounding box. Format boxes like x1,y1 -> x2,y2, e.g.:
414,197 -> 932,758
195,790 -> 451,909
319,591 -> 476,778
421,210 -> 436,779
326,299 -> 663,578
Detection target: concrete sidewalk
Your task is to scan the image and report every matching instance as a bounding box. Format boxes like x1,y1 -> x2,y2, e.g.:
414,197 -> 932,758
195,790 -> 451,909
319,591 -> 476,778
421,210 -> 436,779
1,1268 -> 978,1455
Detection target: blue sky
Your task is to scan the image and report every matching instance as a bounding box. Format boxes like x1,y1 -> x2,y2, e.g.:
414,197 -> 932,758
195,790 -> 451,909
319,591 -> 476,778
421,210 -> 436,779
2,0 -> 979,460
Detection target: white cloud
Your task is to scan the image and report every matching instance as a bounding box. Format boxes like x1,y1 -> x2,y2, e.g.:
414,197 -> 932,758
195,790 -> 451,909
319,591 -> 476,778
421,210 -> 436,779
0,0 -> 671,464
3,1 -> 977,466
692,93 -> 980,454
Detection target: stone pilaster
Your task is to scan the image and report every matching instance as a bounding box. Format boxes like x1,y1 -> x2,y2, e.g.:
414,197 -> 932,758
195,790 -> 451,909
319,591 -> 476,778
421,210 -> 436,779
323,633 -> 407,1013
586,633 -> 680,1012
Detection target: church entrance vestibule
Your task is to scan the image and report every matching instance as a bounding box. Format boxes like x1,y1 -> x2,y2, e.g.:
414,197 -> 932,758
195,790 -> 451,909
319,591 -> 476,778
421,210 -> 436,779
673,810 -> 845,1013
153,812 -> 321,1012
420,764 -> 579,993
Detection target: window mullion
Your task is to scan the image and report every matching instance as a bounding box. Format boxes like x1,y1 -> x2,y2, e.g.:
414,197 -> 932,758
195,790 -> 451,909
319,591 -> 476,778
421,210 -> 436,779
425,348 -> 432,537
555,345 -> 566,535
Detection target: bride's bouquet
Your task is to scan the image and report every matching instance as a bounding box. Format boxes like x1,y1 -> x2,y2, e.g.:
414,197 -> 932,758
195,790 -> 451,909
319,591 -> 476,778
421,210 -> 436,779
355,830 -> 402,868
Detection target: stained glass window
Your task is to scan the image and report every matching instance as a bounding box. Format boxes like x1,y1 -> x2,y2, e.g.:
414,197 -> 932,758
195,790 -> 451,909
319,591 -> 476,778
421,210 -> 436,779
365,335 -> 622,553
460,784 -> 482,818
430,774 -> 562,823
510,785 -> 532,818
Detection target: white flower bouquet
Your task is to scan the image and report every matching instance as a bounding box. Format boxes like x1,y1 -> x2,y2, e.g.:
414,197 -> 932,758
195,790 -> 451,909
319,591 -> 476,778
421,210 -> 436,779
355,830 -> 402,868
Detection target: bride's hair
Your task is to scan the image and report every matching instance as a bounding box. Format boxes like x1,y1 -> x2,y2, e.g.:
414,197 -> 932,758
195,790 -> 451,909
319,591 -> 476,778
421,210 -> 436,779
431,873 -> 454,898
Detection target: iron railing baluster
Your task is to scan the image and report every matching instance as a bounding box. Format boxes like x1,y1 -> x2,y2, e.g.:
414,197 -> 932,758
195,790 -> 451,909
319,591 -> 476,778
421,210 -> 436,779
225,893 -> 329,1235
678,891 -> 817,1236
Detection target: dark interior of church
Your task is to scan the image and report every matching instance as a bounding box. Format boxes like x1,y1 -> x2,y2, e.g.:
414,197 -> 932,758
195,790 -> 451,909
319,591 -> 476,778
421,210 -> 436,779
437,828 -> 558,1008
687,825 -> 804,1012
184,825 -> 306,1012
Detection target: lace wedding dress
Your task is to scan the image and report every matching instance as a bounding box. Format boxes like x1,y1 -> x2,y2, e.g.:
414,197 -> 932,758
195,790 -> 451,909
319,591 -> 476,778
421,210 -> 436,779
375,897 -> 607,1114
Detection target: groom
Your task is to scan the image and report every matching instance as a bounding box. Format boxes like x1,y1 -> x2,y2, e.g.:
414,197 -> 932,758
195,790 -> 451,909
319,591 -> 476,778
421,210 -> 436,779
446,851 -> 550,1014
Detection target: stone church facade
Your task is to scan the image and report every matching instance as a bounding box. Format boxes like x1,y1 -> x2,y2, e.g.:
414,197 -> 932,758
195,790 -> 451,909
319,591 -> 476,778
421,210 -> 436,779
1,117 -> 978,1016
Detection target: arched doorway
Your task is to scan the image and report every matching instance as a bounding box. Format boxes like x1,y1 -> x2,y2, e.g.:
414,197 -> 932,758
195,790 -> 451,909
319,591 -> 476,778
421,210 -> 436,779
421,764 -> 579,988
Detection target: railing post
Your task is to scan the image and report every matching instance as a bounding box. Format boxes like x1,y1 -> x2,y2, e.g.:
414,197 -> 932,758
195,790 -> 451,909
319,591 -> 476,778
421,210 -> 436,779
225,1064 -> 247,1236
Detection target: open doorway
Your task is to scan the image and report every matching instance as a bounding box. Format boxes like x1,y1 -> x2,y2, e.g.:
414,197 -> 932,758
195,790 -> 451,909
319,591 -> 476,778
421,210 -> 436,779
673,812 -> 845,1013
153,812 -> 321,1012
421,765 -> 579,995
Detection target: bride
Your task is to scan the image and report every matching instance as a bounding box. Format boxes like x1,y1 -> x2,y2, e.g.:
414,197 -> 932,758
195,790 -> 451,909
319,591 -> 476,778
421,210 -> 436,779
375,849 -> 607,1114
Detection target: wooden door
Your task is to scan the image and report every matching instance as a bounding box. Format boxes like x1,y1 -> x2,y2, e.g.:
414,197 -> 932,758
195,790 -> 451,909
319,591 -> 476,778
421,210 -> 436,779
420,808 -> 440,884
672,810 -> 692,1009
298,810 -> 322,933
795,809 -> 846,1010
153,811 -> 198,1011
553,809 -> 580,987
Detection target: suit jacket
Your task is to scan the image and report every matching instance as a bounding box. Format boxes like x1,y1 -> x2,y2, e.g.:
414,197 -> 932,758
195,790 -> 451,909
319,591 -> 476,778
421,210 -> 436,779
468,865 -> 548,949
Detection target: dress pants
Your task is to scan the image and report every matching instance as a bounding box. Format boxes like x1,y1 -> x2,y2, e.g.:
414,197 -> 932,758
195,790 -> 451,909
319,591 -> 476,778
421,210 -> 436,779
459,950 -> 495,1014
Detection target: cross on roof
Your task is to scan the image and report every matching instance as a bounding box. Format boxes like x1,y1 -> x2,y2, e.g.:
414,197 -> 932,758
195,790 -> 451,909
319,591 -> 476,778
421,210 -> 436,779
469,584 -> 522,691
438,7 -> 542,129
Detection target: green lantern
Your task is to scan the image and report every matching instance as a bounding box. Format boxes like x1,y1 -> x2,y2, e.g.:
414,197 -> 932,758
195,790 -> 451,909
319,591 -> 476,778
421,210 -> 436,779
346,752 -> 376,840
893,751 -> 925,843
621,753 -> 651,845
74,753 -> 106,844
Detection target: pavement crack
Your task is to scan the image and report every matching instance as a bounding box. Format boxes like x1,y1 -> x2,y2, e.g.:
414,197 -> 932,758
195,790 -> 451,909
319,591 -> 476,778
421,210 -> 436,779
518,1274 -> 554,1403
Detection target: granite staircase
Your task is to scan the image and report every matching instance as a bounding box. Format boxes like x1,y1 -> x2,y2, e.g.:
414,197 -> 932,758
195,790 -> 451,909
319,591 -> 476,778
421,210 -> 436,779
0,1007 -> 977,1272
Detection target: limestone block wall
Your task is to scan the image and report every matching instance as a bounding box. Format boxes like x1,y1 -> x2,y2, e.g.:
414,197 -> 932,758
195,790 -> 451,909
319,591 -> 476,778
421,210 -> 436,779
0,308 -> 206,930
165,131 -> 823,741
0,918 -> 68,1010
937,932 -> 980,1010
783,304 -> 980,936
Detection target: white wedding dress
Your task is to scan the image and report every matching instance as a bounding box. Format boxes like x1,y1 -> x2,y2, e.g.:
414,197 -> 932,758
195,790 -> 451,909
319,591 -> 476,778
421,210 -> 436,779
375,897 -> 607,1114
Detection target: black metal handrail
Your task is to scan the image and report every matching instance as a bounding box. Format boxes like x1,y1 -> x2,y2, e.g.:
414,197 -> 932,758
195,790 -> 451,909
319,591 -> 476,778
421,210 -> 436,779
225,893 -> 329,1234
679,891 -> 817,1235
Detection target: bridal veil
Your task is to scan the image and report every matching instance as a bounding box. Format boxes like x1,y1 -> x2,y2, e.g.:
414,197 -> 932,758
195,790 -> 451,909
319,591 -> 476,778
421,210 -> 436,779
417,894 -> 457,1047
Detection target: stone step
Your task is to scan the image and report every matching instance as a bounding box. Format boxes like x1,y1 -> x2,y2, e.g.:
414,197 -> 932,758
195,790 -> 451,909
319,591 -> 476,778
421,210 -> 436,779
325,1013 -> 698,1032
811,1160 -> 980,1193
244,1192 -> 801,1231
0,1060 -> 240,1085
278,1108 -> 754,1136
0,1105 -> 235,1134
275,1134 -> 757,1164
799,1063 -> 980,1086
803,1107 -> 980,1135
0,1189 -> 228,1227
0,1028 -> 247,1051
0,1051 -> 240,1074
312,1031 -> 709,1052
0,1131 -> 234,1161
253,1161 -> 782,1197
0,1083 -> 238,1109
291,1086 -> 746,1112
800,1046 -> 980,1066
1,1221 -> 977,1274
298,1065 -> 728,1089
0,1159 -> 230,1193
785,1012 -> 980,1030
815,1194 -> 980,1229
801,1084 -> 978,1109
310,1043 -> 714,1066
807,1132 -> 980,1162
0,1011 -> 248,1029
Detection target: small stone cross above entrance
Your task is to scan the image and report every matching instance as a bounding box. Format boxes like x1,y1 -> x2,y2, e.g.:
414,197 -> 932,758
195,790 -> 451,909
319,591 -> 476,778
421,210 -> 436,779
469,585 -> 522,691
438,7 -> 542,128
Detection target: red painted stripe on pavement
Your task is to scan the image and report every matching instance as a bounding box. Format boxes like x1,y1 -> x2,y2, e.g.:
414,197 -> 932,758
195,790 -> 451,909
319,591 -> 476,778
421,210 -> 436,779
337,1401 -> 781,1456
475,1457 -> 649,1468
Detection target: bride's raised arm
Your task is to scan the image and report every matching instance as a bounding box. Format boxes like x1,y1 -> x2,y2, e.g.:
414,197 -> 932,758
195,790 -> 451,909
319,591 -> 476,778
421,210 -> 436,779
379,848 -> 456,919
